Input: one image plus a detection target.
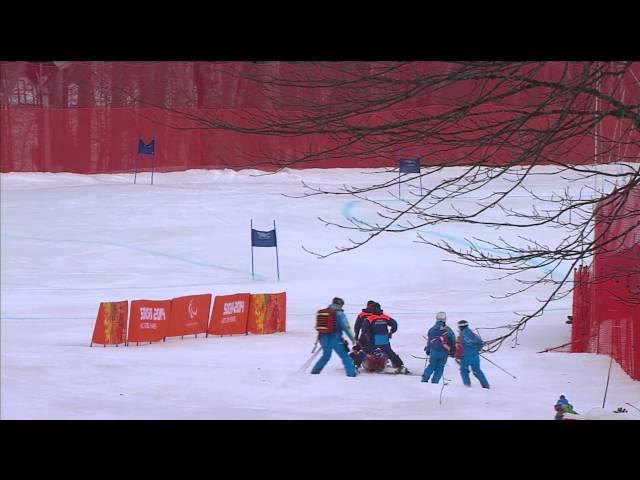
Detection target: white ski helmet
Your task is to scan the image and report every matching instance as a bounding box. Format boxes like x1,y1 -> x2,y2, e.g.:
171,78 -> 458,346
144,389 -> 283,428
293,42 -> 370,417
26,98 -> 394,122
436,311 -> 447,322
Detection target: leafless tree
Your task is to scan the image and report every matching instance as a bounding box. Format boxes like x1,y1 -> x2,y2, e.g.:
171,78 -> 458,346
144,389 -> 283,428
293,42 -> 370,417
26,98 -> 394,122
108,61 -> 640,351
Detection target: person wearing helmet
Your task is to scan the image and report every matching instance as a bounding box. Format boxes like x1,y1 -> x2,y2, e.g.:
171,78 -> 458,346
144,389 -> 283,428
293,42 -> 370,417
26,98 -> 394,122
353,300 -> 377,355
311,297 -> 357,377
360,302 -> 408,373
455,320 -> 490,389
421,312 -> 456,384
554,395 -> 578,420
350,300 -> 377,370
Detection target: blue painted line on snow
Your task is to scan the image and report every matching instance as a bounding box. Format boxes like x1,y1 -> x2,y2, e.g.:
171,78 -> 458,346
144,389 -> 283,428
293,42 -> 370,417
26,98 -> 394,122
342,199 -> 568,280
1,234 -> 267,282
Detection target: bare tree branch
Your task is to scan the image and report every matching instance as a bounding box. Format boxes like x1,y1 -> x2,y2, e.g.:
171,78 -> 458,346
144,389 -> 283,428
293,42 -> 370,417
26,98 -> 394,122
106,61 -> 640,351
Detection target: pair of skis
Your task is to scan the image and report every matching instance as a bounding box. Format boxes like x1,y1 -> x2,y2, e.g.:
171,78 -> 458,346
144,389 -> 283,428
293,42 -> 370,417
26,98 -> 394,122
382,366 -> 418,376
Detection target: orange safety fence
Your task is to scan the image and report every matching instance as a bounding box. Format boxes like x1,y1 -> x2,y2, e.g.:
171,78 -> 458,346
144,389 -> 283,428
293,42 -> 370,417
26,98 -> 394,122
127,299 -> 172,344
207,293 -> 252,336
91,301 -> 128,346
247,292 -> 287,334
92,292 -> 288,347
167,293 -> 212,338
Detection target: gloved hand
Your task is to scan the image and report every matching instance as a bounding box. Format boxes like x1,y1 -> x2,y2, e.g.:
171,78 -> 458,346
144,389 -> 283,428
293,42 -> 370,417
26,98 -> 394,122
388,332 -> 393,339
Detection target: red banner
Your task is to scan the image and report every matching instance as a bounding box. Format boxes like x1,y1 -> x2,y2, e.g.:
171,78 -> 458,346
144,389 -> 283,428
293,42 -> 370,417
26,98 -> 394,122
5,62 -> 637,174
91,301 -> 128,346
127,299 -> 172,344
207,293 -> 251,336
167,294 -> 212,338
247,292 -> 286,334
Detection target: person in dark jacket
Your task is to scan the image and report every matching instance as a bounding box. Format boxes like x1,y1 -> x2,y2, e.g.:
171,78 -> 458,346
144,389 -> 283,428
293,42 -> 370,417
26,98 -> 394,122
350,300 -> 377,369
311,297 -> 357,377
349,342 -> 368,369
422,312 -> 456,384
354,300 -> 376,354
360,302 -> 408,373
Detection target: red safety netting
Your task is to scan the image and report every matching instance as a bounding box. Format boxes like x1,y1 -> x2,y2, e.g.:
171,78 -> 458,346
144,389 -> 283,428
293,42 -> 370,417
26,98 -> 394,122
571,185 -> 640,380
2,61 -> 639,173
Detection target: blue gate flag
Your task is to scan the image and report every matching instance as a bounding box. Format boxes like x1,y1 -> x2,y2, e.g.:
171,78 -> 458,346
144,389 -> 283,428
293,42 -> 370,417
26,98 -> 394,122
138,139 -> 155,155
251,229 -> 277,247
399,158 -> 420,173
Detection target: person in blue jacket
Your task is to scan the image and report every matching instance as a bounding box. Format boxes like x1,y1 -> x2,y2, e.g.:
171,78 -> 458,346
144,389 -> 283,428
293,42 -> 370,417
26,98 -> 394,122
422,312 -> 456,384
554,395 -> 578,420
311,297 -> 357,377
455,320 -> 490,389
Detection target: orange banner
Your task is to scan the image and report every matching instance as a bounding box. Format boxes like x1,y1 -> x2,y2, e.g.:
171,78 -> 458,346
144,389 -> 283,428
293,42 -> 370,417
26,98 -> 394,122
207,293 -> 251,336
167,294 -> 212,338
247,292 -> 286,334
91,301 -> 129,346
127,299 -> 172,344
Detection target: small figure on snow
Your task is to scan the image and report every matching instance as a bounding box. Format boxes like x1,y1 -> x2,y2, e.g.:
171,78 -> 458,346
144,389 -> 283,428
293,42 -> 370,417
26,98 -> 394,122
421,312 -> 456,384
554,395 -> 578,420
455,320 -> 490,389
349,342 -> 368,369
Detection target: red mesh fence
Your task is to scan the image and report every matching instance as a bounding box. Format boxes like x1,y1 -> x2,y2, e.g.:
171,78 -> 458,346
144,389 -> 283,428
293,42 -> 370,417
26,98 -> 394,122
571,186 -> 640,380
2,61 -> 639,173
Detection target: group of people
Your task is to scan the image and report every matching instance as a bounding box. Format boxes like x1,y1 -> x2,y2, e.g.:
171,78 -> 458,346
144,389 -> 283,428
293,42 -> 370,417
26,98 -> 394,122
310,297 -> 408,377
310,297 -> 490,389
422,311 -> 490,388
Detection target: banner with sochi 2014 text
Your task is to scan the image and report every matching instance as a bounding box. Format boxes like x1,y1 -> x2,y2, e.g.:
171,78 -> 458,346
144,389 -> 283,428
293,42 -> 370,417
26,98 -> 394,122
167,293 -> 212,338
91,301 -> 129,346
247,292 -> 286,334
207,293 -> 251,336
127,299 -> 172,344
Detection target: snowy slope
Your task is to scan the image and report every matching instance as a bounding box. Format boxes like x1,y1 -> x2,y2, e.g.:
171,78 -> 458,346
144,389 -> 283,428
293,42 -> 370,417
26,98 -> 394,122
1,167 -> 638,419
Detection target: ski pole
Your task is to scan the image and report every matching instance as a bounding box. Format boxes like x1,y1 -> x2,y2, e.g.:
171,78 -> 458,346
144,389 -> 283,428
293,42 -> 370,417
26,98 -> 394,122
626,402 -> 640,413
602,354 -> 614,409
298,348 -> 322,373
311,335 -> 319,353
439,365 -> 449,406
480,354 -> 517,379
602,326 -> 622,409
